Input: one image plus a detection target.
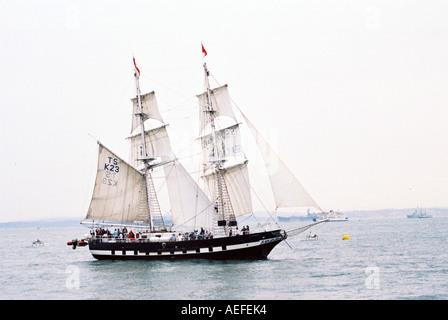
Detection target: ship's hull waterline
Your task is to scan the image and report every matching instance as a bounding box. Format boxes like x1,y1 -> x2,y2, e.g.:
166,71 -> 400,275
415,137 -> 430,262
88,229 -> 286,260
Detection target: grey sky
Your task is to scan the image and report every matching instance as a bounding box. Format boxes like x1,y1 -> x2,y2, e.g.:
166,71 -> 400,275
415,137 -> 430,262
1,1 -> 447,222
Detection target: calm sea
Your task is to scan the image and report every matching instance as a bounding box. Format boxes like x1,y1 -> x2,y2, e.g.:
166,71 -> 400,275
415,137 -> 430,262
1,217 -> 447,300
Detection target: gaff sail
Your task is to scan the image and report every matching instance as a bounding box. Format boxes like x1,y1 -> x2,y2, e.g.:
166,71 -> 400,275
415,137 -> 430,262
86,143 -> 149,224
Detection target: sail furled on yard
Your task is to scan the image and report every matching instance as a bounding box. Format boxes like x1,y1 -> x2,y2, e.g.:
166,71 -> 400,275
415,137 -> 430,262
239,110 -> 323,212
86,143 -> 149,223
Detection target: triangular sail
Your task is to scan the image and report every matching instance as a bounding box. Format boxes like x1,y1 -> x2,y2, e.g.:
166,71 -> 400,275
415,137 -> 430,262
239,109 -> 323,212
85,143 -> 149,224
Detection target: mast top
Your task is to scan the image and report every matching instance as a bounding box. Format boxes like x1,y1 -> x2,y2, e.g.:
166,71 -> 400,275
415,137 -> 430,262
132,57 -> 152,172
133,56 -> 140,78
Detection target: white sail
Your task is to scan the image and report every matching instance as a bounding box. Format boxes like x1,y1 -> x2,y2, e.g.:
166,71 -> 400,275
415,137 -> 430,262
240,110 -> 323,212
200,124 -> 245,165
131,85 -> 219,228
203,162 -> 253,218
197,80 -> 253,222
222,162 -> 253,217
197,85 -> 237,134
130,91 -> 164,134
163,160 -> 214,228
86,143 -> 148,224
128,125 -> 174,168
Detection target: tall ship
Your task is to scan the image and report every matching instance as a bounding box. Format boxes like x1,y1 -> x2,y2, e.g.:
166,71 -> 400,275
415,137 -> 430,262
407,208 -> 432,219
70,48 -> 326,260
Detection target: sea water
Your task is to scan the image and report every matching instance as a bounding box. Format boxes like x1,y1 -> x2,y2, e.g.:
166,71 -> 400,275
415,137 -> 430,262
1,217 -> 447,300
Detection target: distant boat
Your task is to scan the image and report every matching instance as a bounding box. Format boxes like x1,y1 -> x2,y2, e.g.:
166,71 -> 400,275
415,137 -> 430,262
32,239 -> 44,247
407,208 -> 432,219
306,231 -> 318,240
278,209 -> 320,222
302,209 -> 320,221
316,210 -> 348,222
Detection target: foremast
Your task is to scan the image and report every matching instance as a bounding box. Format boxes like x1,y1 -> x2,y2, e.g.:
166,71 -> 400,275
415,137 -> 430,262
132,63 -> 165,231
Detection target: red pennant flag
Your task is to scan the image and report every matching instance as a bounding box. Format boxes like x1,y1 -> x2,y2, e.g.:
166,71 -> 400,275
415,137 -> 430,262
202,43 -> 207,57
133,57 -> 140,77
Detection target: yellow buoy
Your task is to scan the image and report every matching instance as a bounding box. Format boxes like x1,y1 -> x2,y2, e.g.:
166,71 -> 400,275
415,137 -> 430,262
342,235 -> 350,240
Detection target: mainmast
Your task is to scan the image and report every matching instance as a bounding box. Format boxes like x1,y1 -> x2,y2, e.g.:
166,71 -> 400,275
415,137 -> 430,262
202,63 -> 237,236
203,63 -> 219,164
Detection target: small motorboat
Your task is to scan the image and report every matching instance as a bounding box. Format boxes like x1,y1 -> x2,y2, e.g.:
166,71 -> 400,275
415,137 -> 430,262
32,239 -> 44,247
67,239 -> 88,250
306,232 -> 318,240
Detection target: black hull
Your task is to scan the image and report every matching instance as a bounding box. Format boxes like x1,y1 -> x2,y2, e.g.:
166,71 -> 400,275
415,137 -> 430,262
88,229 -> 286,260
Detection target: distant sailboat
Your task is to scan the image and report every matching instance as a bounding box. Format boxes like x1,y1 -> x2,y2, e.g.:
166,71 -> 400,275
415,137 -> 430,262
407,208 -> 432,219
73,49 -> 326,260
